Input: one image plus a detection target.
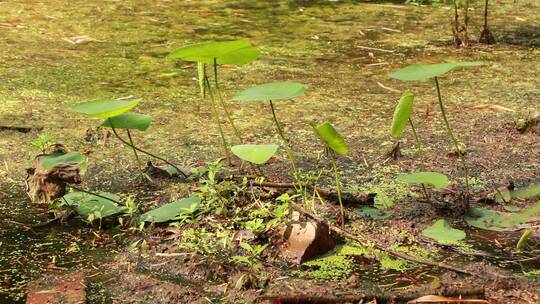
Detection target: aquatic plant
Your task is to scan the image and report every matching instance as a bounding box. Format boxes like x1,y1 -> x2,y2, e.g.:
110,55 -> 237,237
310,122 -> 349,226
389,61 -> 483,198
71,99 -> 187,177
168,40 -> 260,161
234,81 -> 306,177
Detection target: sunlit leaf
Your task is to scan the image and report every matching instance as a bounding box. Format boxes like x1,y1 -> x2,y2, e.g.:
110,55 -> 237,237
101,112 -> 152,131
233,82 -> 305,101
391,91 -> 415,138
140,196 -> 201,223
231,144 -> 279,165
422,219 -> 465,244
167,40 -> 260,65
41,151 -> 87,170
71,99 -> 141,119
389,61 -> 484,81
310,122 -> 349,155
397,172 -> 449,189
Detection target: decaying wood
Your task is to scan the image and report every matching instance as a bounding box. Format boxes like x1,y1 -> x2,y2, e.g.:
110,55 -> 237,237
292,205 -> 510,280
260,285 -> 485,304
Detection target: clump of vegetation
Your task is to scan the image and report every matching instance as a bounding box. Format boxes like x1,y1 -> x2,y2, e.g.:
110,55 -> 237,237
389,61 -> 484,199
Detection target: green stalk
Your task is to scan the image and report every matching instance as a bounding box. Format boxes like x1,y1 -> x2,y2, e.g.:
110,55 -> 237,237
408,118 -> 423,155
126,129 -> 142,170
213,59 -> 243,143
269,100 -> 298,177
331,153 -> 345,227
434,77 -> 469,197
108,123 -> 188,178
408,118 -> 429,201
204,75 -> 231,164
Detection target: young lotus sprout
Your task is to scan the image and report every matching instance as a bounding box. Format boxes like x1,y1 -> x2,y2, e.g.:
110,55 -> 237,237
168,40 -> 260,161
71,99 -> 187,178
390,91 -> 429,198
310,122 -> 349,227
233,82 -> 305,178
389,61 -> 483,198
390,91 -> 422,153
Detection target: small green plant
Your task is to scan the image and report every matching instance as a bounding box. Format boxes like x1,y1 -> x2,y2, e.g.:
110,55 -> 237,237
234,81 -> 306,178
168,40 -> 260,161
310,122 -> 349,227
232,242 -> 268,269
71,99 -> 187,178
31,133 -> 57,153
389,61 -> 483,198
195,160 -> 243,215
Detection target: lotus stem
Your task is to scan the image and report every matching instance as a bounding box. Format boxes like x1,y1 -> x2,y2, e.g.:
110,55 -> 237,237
331,153 -> 345,228
408,118 -> 430,201
434,77 -> 469,197
109,123 -> 188,178
126,129 -> 142,170
67,185 -> 122,204
269,100 -> 298,178
408,118 -> 423,156
212,59 -> 243,143
204,75 -> 231,165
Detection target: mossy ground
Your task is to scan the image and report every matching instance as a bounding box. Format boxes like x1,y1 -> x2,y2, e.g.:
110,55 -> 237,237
1,0 -> 539,303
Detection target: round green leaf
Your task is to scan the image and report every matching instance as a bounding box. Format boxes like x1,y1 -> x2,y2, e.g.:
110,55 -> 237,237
233,82 -> 305,102
397,172 -> 449,189
101,112 -> 152,131
389,61 -> 484,81
422,219 -> 466,244
41,151 -> 87,170
390,91 -> 415,138
140,196 -> 201,223
167,40 -> 260,65
310,122 -> 349,155
72,99 -> 141,119
231,144 -> 279,165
